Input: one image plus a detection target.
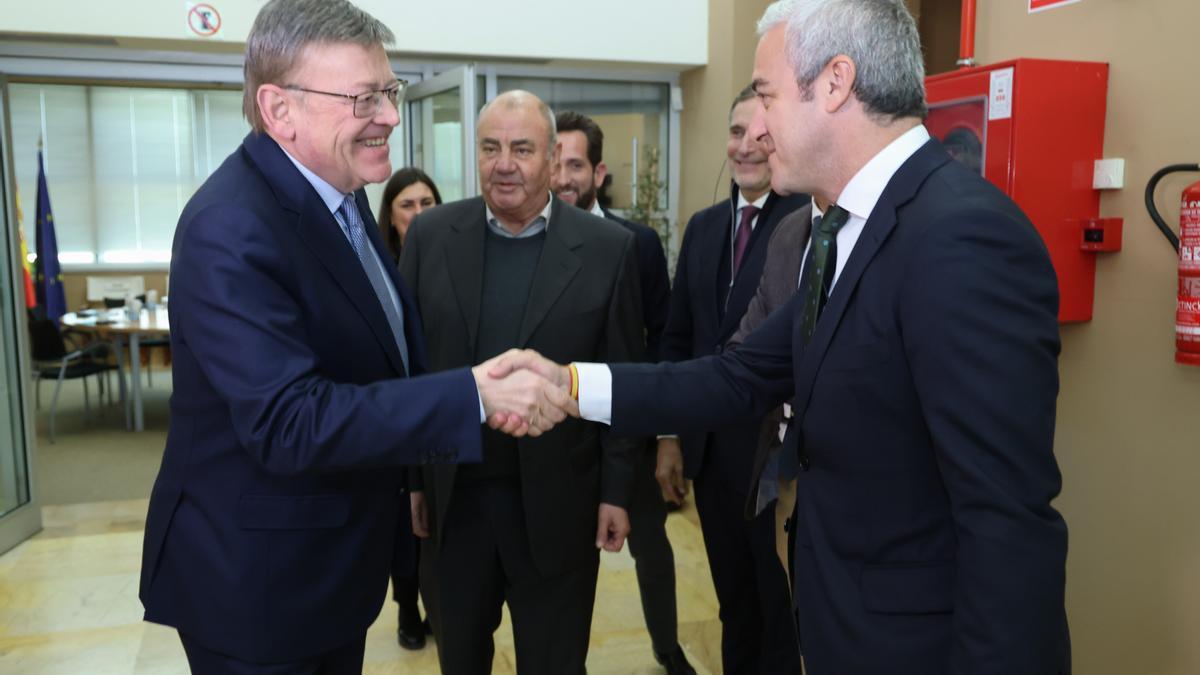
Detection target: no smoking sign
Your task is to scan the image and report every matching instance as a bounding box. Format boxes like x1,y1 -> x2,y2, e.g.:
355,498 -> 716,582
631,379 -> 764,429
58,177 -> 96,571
186,2 -> 222,38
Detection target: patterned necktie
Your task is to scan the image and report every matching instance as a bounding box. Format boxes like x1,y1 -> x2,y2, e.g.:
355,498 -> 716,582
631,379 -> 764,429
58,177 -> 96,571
339,195 -> 410,373
732,204 -> 759,277
798,205 -> 851,343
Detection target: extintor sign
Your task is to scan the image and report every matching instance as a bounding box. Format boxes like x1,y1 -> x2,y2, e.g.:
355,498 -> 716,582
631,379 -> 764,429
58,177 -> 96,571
1177,190 -> 1200,363
1181,197 -> 1200,273
1178,297 -> 1200,341
1029,0 -> 1082,13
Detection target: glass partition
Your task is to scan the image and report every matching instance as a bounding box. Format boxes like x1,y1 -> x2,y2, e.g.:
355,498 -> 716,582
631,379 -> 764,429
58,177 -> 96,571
0,76 -> 41,554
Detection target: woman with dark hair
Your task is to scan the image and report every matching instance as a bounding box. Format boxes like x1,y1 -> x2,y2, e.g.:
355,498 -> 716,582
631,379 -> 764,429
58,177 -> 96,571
378,168 -> 441,650
378,167 -> 442,262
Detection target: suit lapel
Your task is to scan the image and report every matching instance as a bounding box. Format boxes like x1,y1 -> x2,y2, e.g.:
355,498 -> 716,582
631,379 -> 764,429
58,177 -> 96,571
518,199 -> 582,346
697,203 -> 729,339
444,199 -> 488,353
294,192 -> 409,376
243,133 -> 409,376
791,140 -> 951,421
717,192 -> 782,340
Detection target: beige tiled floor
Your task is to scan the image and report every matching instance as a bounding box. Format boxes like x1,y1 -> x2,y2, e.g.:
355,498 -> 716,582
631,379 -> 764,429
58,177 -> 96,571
0,499 -> 722,674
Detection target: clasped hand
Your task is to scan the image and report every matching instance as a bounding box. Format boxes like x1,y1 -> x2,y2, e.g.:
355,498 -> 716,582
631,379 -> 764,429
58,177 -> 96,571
472,349 -> 577,437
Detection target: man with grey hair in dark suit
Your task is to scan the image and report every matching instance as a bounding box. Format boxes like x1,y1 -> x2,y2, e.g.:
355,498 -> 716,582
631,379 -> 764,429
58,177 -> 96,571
401,90 -> 643,675
488,0 -> 1071,672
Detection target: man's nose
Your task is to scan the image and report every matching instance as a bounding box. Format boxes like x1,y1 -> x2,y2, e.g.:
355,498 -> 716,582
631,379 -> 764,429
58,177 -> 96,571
747,106 -> 771,151
375,95 -> 400,128
494,150 -> 518,172
738,130 -> 758,157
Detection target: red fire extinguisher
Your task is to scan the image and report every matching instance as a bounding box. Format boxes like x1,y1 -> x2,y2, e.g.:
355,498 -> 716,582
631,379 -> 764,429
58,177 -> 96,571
1146,164 -> 1200,366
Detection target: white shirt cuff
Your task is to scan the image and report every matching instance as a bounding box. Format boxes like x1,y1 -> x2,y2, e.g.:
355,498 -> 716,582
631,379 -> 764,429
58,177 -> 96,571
574,362 -> 613,425
477,386 -> 486,423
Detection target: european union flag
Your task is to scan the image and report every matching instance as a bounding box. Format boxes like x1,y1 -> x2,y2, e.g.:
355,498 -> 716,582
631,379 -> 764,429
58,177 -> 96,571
34,149 -> 66,323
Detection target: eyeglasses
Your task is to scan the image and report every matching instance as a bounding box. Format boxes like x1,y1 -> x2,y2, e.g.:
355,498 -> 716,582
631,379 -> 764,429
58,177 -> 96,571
285,78 -> 407,118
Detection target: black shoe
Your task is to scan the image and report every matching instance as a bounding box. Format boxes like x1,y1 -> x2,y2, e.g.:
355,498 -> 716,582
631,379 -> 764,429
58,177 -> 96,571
397,608 -> 427,650
654,646 -> 697,675
397,623 -> 426,650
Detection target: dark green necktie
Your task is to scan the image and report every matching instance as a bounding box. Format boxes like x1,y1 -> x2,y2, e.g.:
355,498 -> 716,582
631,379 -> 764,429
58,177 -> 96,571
798,205 -> 850,343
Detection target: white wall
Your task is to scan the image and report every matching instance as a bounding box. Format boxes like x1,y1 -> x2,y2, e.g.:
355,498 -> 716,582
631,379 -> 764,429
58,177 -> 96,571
0,0 -> 707,67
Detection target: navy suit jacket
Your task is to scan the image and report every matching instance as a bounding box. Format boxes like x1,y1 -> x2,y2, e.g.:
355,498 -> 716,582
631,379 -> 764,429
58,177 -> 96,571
602,208 -> 670,362
140,132 -> 482,663
660,187 -> 808,485
608,139 -> 1070,675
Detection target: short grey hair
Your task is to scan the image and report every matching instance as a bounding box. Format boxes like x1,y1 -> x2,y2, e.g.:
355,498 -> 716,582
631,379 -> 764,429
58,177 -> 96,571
758,0 -> 926,121
243,0 -> 395,134
477,91 -> 558,159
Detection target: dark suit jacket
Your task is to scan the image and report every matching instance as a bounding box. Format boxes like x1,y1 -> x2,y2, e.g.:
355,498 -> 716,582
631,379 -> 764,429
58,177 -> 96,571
140,132 -> 482,663
728,204 -> 813,515
602,208 -> 670,362
607,139 -> 1070,675
660,187 -> 808,486
400,196 -> 643,576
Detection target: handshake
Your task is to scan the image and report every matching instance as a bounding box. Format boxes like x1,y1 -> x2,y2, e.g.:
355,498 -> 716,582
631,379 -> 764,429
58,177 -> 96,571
471,349 -> 579,437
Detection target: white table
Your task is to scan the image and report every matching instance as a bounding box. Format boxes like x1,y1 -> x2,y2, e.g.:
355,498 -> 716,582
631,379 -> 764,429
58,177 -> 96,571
61,307 -> 169,431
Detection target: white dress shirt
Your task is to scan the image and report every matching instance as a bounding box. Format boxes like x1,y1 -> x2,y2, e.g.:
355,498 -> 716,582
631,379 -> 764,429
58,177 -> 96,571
734,191 -> 769,234
798,124 -> 930,293
576,124 -> 932,425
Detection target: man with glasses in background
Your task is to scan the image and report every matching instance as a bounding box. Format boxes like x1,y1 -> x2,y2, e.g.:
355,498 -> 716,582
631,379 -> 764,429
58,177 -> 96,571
139,1 -> 570,671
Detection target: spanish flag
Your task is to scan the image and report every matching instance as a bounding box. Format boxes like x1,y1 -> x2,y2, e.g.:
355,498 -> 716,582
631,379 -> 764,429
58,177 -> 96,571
15,190 -> 36,310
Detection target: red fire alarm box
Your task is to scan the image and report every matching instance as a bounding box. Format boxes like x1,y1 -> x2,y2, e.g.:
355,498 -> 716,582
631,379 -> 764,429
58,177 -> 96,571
925,59 -> 1110,323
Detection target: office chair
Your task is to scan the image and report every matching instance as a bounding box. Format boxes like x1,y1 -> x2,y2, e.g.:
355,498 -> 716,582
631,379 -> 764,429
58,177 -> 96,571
29,318 -> 118,443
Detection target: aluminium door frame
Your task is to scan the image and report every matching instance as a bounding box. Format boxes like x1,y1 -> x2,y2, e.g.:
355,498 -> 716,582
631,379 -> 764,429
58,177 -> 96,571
0,74 -> 43,556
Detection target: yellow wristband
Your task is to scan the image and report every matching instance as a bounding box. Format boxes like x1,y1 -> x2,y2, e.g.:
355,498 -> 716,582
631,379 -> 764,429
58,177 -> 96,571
568,363 -> 580,401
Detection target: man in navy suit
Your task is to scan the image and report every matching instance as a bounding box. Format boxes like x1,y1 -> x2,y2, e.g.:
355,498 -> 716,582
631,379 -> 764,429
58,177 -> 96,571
489,1 -> 1071,673
551,110 -> 695,674
139,1 -> 567,671
654,86 -> 806,674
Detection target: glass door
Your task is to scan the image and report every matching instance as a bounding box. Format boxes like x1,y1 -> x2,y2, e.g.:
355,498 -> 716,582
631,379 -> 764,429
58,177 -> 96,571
0,76 -> 41,555
406,65 -> 478,202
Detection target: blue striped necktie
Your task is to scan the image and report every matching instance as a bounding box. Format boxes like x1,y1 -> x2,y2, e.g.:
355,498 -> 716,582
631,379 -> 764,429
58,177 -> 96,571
339,195 -> 410,373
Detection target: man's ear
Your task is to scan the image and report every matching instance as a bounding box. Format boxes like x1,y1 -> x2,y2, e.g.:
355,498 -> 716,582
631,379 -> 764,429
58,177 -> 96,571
257,84 -> 296,140
822,55 -> 857,114
593,161 -> 608,190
